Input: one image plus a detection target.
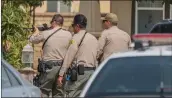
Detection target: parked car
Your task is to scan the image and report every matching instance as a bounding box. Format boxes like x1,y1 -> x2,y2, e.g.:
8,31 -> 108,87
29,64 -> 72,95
132,19 -> 172,43
149,19 -> 172,33
80,42 -> 172,97
1,59 -> 42,97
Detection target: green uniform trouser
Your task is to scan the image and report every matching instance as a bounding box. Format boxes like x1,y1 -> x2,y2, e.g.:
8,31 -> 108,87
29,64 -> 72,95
39,61 -> 64,97
65,70 -> 94,97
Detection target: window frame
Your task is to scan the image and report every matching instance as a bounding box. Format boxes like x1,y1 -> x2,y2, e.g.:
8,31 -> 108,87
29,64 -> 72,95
170,4 -> 172,19
135,0 -> 165,34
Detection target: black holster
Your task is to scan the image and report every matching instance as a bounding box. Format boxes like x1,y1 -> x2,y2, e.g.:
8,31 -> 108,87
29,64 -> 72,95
37,58 -> 46,72
78,64 -> 85,75
33,74 -> 41,87
69,66 -> 78,82
67,63 -> 85,81
33,58 -> 46,87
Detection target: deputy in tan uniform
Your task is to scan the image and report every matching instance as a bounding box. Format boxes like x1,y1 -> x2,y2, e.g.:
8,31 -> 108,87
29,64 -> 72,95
29,14 -> 72,97
57,14 -> 98,97
97,13 -> 131,63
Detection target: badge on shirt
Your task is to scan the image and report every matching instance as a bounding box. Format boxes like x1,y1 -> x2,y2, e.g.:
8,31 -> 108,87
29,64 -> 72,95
69,40 -> 75,45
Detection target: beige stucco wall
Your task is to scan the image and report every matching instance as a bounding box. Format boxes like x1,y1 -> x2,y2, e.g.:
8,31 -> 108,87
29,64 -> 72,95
111,0 -> 132,35
35,1 -> 110,13
35,1 -> 47,13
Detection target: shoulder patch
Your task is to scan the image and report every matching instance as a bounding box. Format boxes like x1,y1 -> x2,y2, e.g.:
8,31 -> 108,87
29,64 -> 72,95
69,39 -> 75,45
98,35 -> 102,40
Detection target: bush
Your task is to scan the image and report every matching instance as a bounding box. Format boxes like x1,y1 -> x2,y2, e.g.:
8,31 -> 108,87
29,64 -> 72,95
2,0 -> 71,69
2,1 -> 31,69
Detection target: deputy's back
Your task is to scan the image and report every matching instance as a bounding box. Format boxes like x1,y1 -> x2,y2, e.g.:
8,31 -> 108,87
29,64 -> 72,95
97,13 -> 131,62
73,30 -> 98,67
42,27 -> 72,61
102,26 -> 130,60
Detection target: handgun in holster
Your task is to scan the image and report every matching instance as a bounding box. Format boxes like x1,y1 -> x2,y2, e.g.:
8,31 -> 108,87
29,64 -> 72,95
33,74 -> 41,87
37,58 -> 46,72
33,58 -> 45,87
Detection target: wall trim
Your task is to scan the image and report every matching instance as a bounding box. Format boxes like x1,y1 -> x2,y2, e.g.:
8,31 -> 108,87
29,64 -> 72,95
131,0 -> 135,38
33,12 -> 107,18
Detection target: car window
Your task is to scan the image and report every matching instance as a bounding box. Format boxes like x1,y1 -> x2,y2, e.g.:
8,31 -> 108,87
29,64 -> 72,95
86,56 -> 172,96
2,65 -> 12,88
151,24 -> 172,33
150,25 -> 160,33
160,24 -> 172,33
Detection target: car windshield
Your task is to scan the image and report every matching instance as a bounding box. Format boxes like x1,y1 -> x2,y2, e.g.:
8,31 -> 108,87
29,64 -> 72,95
86,56 -> 172,96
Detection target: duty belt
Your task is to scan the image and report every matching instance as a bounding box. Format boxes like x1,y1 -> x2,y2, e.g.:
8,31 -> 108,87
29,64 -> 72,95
84,67 -> 96,71
43,60 -> 63,70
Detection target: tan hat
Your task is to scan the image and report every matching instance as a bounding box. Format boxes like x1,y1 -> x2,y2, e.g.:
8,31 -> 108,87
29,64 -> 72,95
101,13 -> 118,23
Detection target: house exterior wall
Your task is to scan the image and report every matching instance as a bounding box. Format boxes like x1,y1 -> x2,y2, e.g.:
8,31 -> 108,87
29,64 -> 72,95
111,0 -> 132,35
35,1 -> 110,13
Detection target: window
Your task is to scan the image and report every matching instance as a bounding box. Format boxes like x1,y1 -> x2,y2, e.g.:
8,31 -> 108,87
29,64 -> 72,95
47,1 -> 71,13
135,0 -> 164,34
137,10 -> 163,33
137,1 -> 163,8
86,56 -> 172,97
2,63 -> 21,89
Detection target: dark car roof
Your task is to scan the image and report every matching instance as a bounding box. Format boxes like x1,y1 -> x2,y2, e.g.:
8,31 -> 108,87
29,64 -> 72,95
159,19 -> 172,23
149,19 -> 172,33
155,19 -> 172,25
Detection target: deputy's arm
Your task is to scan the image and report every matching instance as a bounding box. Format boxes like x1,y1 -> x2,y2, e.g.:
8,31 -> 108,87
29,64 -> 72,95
29,27 -> 44,44
59,39 -> 78,76
97,31 -> 107,60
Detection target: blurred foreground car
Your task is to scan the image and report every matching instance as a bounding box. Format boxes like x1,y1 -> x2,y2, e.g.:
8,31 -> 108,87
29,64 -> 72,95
1,59 -> 41,97
80,41 -> 172,98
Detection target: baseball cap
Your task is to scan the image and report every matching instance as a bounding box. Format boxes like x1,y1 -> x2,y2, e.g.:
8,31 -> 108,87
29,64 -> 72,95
101,13 -> 118,23
72,14 -> 87,26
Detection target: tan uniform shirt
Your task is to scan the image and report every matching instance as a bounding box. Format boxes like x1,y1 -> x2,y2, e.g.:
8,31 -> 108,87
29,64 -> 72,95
59,30 -> 98,76
97,26 -> 131,62
29,27 -> 72,61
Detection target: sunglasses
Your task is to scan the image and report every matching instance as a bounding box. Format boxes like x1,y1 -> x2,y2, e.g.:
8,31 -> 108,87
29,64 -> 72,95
102,20 -> 108,23
71,24 -> 75,27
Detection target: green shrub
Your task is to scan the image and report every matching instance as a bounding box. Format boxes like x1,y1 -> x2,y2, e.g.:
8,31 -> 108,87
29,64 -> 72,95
2,0 -> 71,69
2,1 -> 31,69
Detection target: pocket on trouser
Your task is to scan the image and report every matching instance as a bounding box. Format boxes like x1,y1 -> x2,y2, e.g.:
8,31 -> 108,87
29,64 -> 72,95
46,66 -> 60,81
66,73 -> 91,97
67,71 -> 92,91
39,73 -> 47,85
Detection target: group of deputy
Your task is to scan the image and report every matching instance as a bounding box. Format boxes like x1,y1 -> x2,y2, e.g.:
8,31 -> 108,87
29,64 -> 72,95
29,13 -> 131,97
